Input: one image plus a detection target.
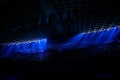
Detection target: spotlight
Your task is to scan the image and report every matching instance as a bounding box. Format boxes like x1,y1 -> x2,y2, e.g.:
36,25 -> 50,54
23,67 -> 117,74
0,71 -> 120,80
82,33 -> 85,34
93,31 -> 96,32
99,29 -> 102,31
41,50 -> 44,52
88,32 -> 91,33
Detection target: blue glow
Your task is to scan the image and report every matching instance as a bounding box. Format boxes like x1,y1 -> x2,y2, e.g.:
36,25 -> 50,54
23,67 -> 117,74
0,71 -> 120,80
1,27 -> 120,60
60,27 -> 120,50
1,39 -> 48,59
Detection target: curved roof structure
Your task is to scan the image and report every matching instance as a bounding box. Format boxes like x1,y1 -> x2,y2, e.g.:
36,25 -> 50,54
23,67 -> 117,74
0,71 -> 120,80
0,0 -> 120,43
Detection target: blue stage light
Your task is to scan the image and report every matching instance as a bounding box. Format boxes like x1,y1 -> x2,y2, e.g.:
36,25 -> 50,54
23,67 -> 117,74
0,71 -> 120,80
1,39 -> 48,59
60,27 -> 120,50
1,27 -> 120,59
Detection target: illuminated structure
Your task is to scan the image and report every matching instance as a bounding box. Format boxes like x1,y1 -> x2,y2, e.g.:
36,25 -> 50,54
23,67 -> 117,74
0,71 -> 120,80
1,26 -> 120,60
60,27 -> 120,50
1,39 -> 48,59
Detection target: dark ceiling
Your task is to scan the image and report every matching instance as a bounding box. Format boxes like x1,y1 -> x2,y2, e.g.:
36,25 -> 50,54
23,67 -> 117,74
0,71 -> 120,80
0,0 -> 120,43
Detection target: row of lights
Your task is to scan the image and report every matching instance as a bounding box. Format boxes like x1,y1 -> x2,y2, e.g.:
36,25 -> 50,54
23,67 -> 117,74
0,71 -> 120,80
3,39 -> 47,46
82,26 -> 119,34
2,26 -> 120,46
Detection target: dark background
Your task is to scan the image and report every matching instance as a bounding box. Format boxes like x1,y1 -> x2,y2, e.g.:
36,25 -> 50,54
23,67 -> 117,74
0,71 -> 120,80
0,0 -> 120,43
0,0 -> 120,79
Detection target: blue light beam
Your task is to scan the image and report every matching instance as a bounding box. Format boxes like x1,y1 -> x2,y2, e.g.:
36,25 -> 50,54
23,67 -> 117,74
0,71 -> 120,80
60,27 -> 120,50
1,39 -> 48,59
